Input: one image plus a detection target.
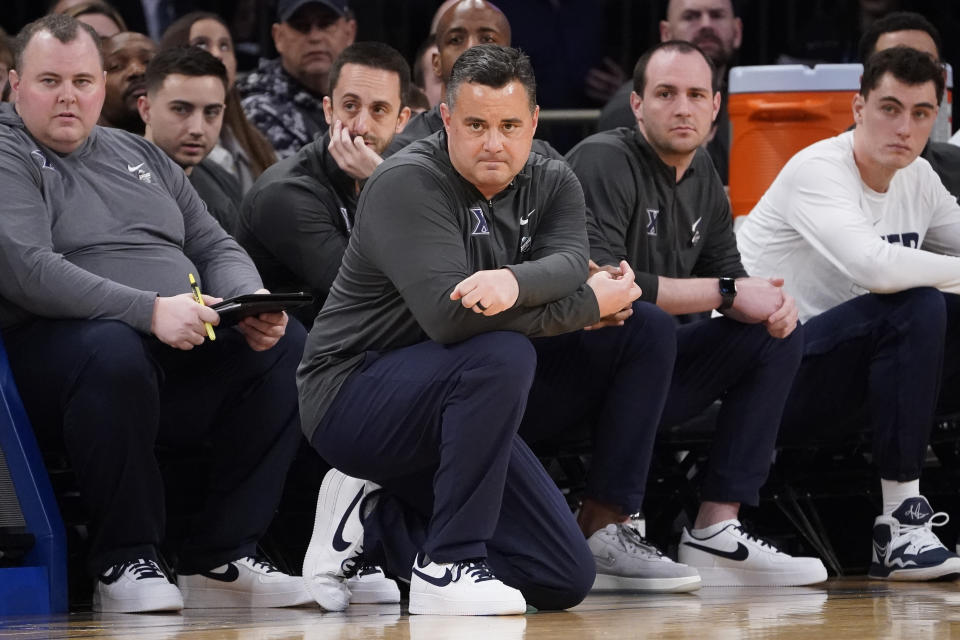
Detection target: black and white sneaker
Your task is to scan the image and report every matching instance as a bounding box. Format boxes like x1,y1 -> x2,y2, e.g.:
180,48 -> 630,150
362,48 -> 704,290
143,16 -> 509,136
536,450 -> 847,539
93,558 -> 183,613
678,519 -> 827,586
345,561 -> 401,604
869,496 -> 960,581
302,468 -> 384,611
409,553 -> 526,616
178,556 -> 312,608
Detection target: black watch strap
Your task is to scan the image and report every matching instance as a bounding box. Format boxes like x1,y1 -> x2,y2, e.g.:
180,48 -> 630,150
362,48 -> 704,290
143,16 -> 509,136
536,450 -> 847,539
718,277 -> 737,311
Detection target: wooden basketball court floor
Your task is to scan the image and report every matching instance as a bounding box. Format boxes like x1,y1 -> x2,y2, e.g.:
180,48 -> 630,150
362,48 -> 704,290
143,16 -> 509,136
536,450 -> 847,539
3,578 -> 960,639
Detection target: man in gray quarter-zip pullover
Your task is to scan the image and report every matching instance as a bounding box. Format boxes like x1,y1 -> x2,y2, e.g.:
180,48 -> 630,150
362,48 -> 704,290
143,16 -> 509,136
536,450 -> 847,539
0,15 -> 310,613
298,44 -> 699,617
567,41 -> 825,589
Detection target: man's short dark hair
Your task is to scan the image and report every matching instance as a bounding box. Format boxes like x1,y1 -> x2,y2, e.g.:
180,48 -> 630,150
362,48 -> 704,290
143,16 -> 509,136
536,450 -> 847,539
328,41 -> 411,106
633,40 -> 718,97
144,46 -> 229,95
446,44 -> 536,112
14,13 -> 102,72
860,46 -> 945,105
858,11 -> 942,62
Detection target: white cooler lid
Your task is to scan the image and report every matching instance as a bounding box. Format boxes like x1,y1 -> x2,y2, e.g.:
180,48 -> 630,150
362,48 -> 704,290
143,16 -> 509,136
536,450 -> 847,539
729,63 -> 953,94
729,64 -> 863,93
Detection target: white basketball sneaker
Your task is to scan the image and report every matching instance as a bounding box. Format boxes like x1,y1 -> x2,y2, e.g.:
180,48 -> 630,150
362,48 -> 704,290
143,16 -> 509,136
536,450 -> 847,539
678,519 -> 827,586
178,556 -> 312,607
93,558 -> 183,613
409,553 -> 526,616
346,561 -> 401,604
588,522 -> 701,592
302,468 -> 385,611
869,496 -> 960,581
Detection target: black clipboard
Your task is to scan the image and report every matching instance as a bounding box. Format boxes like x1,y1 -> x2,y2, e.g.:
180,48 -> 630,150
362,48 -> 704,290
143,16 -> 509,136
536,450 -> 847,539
211,293 -> 314,326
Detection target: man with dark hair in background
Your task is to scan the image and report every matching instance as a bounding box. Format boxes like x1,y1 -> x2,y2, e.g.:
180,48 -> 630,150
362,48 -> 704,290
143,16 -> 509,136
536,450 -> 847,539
138,46 -> 242,235
568,40 -> 825,589
100,30 -> 157,134
238,0 -> 356,158
738,46 -> 960,582
597,0 -> 742,183
237,41 -> 411,340
0,13 -> 311,612
857,10 -> 960,202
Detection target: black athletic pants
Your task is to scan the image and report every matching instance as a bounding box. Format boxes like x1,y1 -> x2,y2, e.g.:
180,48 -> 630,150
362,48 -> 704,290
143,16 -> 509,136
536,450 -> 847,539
780,288 -> 960,481
3,318 -> 305,575
521,302 -> 804,511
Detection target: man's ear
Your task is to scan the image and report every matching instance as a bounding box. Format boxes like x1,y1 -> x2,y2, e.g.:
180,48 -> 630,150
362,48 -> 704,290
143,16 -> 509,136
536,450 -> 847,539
9,69 -> 20,94
271,23 -> 285,55
440,101 -> 451,132
659,20 -> 671,42
431,48 -> 442,80
396,105 -> 411,132
344,18 -> 358,45
322,95 -> 334,126
852,92 -> 865,125
629,90 -> 643,126
136,94 -> 150,125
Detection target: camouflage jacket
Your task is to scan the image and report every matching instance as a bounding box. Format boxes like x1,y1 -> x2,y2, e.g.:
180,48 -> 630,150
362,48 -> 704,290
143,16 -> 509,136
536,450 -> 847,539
237,58 -> 327,160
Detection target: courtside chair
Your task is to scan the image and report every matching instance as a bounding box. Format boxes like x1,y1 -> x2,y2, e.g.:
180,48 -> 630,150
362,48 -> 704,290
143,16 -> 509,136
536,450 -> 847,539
0,332 -> 68,614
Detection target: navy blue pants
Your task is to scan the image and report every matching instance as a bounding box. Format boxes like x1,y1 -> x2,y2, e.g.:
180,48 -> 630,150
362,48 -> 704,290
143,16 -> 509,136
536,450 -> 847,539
311,331 -> 595,610
780,289 -> 960,481
3,318 -> 305,575
521,302 -> 804,511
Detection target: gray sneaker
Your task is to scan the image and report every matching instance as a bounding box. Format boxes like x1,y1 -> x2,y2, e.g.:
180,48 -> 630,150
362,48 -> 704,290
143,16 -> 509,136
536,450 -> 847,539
588,523 -> 701,593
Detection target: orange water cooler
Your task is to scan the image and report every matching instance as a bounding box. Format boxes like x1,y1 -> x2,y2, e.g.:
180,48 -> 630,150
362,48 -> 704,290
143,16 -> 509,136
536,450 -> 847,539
727,63 -> 953,218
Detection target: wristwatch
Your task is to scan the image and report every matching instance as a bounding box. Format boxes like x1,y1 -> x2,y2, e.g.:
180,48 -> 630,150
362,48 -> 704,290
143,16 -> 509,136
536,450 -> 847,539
718,277 -> 737,311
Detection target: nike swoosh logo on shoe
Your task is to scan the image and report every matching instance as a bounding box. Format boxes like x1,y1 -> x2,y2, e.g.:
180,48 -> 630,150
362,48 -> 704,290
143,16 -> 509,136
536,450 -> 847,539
99,566 -> 125,585
332,488 -> 365,552
683,541 -> 749,561
199,563 -> 240,582
412,565 -> 453,587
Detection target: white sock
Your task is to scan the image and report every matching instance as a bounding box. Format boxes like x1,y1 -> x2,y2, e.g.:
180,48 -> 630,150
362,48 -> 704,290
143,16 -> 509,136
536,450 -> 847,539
690,518 -> 739,538
881,478 -> 920,515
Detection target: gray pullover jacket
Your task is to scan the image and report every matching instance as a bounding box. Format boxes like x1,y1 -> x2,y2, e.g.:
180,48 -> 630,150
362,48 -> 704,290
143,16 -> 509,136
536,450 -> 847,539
567,127 -> 746,304
298,130 -> 600,438
0,104 -> 262,332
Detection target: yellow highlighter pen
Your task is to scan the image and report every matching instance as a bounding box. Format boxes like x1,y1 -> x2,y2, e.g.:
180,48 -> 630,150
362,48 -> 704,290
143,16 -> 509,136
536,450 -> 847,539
188,273 -> 216,341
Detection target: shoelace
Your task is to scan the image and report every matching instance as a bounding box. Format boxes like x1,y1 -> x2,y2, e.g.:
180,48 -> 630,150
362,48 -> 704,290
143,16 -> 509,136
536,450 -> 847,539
898,512 -> 950,553
340,545 -> 366,578
616,523 -> 664,559
122,558 -> 165,580
733,525 -> 781,553
246,557 -> 280,574
452,559 -> 497,583
354,562 -> 382,578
